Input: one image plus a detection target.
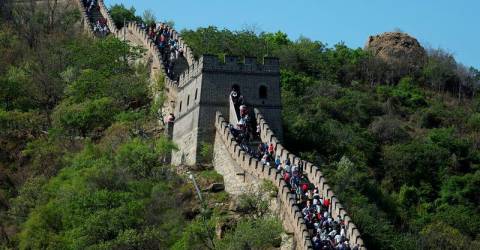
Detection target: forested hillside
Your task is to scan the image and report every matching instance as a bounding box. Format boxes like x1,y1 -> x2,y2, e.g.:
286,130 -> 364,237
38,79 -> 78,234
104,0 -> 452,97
1,2 -> 480,249
179,26 -> 480,249
0,3 -> 282,249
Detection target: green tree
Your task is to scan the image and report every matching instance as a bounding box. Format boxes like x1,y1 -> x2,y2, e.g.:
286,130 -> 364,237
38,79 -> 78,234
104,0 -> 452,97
420,221 -> 469,250
109,4 -> 142,29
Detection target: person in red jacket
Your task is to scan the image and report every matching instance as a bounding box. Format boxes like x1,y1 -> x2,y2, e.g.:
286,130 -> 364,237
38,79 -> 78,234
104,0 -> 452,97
268,143 -> 274,155
283,172 -> 290,183
323,198 -> 330,208
301,183 -> 309,193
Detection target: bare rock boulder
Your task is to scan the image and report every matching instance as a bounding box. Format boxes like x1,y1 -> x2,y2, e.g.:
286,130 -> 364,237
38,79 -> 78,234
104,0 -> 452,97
365,32 -> 427,81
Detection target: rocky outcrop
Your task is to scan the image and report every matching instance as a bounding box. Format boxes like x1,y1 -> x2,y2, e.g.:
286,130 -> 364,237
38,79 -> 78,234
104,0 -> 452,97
365,32 -> 427,81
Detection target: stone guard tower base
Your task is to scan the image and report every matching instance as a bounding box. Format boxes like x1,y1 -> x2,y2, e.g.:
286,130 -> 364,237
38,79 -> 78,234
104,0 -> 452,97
171,55 -> 283,166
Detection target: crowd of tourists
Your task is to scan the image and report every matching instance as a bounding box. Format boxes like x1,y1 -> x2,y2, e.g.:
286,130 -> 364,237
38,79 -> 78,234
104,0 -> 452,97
140,22 -> 184,79
93,19 -> 109,37
228,89 -> 358,250
82,1 -> 182,75
82,0 -> 110,37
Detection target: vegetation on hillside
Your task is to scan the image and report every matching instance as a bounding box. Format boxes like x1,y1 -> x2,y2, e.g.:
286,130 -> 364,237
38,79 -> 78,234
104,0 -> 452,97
181,26 -> 480,249
0,3 -> 282,250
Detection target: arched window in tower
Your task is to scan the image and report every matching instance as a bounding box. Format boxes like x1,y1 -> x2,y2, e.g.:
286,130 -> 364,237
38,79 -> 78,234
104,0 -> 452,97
259,85 -> 268,99
187,95 -> 190,106
195,88 -> 198,100
179,101 -> 182,112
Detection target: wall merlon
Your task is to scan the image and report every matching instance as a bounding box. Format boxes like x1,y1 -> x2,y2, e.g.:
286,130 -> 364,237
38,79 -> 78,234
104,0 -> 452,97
327,190 -> 335,199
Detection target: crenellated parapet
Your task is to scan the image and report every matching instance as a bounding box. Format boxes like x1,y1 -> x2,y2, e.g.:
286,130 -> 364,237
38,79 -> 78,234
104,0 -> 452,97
169,30 -> 196,67
98,0 -> 119,35
254,108 -> 366,250
175,54 -> 280,90
176,59 -> 203,88
202,55 -> 280,74
214,112 -> 313,250
73,0 -> 93,35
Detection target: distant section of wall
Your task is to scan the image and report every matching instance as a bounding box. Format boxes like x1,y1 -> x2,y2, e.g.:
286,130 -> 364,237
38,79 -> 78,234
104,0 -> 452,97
214,112 -> 312,250
255,108 -> 366,250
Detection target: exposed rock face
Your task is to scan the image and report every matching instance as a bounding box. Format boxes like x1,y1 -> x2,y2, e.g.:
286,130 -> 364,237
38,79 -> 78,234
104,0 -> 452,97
365,32 -> 427,81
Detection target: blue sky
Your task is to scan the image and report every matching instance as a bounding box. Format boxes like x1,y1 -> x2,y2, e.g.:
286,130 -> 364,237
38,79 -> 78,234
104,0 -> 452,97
106,0 -> 479,68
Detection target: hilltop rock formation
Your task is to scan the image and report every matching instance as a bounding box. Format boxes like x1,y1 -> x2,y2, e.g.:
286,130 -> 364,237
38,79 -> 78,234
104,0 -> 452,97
365,32 -> 427,82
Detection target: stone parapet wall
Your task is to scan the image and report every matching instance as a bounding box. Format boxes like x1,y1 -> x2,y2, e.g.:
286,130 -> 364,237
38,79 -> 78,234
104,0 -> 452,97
73,0 -> 93,36
175,55 -> 281,94
254,108 -> 366,250
202,55 -> 280,74
169,29 -> 196,67
177,59 -> 203,89
97,0 -> 118,35
215,112 -> 312,250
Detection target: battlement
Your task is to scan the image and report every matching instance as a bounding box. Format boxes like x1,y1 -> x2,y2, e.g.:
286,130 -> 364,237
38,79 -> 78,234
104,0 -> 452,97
98,0 -> 118,35
175,54 -> 280,89
201,54 -> 280,74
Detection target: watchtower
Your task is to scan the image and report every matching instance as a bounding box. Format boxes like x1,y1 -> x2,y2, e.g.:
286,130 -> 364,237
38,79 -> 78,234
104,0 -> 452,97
171,55 -> 283,165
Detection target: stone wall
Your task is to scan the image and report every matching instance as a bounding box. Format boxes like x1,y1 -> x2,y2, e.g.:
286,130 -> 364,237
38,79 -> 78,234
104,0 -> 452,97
72,0 -> 93,36
254,108 -> 366,250
97,0 -> 118,34
170,73 -> 203,165
213,130 -> 258,195
171,106 -> 200,165
214,112 -> 312,250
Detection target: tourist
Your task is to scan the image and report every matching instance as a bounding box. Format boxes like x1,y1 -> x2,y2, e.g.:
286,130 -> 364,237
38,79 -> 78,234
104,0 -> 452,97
268,143 -> 274,155
230,88 -> 239,104
88,0 -> 95,13
167,113 -> 175,123
275,155 -> 281,170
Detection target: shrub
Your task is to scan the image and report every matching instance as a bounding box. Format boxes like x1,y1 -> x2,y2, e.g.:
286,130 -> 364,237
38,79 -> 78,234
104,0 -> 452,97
397,185 -> 419,207
368,116 -> 410,144
109,4 -> 142,29
467,113 -> 480,131
215,217 -> 283,250
114,138 -> 158,178
53,97 -> 119,136
419,221 -> 469,250
199,142 -> 214,163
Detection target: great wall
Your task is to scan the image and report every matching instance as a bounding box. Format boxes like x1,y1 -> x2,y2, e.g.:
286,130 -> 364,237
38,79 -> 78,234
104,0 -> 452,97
74,0 -> 366,249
